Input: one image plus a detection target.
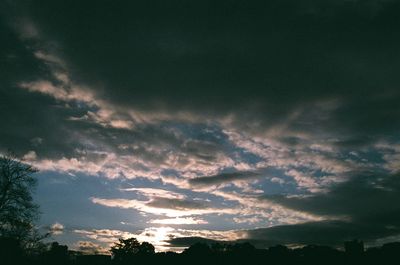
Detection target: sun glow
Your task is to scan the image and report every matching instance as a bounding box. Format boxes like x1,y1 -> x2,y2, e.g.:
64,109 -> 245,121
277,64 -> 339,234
135,226 -> 175,251
153,227 -> 171,244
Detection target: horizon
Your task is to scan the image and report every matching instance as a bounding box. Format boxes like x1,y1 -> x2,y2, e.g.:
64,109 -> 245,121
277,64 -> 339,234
1,0 -> 400,254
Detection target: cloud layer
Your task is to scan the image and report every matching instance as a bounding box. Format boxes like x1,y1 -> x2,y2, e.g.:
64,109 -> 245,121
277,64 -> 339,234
1,0 -> 400,252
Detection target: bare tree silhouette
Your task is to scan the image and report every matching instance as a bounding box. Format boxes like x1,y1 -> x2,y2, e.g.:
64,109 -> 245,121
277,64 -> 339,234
0,153 -> 41,246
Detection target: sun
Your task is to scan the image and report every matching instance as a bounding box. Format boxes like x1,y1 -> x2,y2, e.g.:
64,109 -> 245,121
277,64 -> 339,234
137,226 -> 175,250
153,227 -> 173,245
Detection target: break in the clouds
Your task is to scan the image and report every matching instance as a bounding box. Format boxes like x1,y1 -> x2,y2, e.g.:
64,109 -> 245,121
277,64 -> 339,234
1,0 -> 400,252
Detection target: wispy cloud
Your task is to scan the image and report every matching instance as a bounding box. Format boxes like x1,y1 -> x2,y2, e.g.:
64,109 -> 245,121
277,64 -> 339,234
120,187 -> 187,200
149,217 -> 208,225
90,197 -> 239,218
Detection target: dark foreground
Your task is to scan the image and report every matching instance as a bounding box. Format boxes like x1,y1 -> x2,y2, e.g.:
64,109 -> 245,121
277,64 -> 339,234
2,238 -> 400,265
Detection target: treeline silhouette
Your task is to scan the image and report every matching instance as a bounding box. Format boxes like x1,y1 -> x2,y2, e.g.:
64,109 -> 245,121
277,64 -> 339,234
1,236 -> 400,265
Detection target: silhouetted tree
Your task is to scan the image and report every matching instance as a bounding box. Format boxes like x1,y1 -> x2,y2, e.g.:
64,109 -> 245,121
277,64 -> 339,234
211,242 -> 227,253
46,242 -> 69,265
111,237 -> 155,262
111,238 -> 140,260
0,236 -> 24,264
344,239 -> 364,255
228,242 -> 256,254
0,154 -> 40,246
183,242 -> 211,255
138,241 -> 155,255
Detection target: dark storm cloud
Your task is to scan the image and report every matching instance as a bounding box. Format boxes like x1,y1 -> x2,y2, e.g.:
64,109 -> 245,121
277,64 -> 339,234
7,0 -> 399,143
189,171 -> 261,187
264,172 -> 400,223
245,172 -> 400,246
169,219 -> 400,249
167,218 -> 400,248
167,236 -> 221,247
243,219 -> 400,248
167,220 -> 400,248
0,11 -> 232,168
2,0 -> 400,161
166,219 -> 400,248
0,17 -> 89,159
0,11 -> 234,165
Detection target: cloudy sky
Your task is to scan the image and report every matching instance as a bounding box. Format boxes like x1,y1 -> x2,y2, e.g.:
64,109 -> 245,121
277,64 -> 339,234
1,0 -> 400,253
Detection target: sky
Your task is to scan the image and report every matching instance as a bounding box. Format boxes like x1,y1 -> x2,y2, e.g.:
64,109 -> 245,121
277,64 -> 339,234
1,0 -> 400,254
